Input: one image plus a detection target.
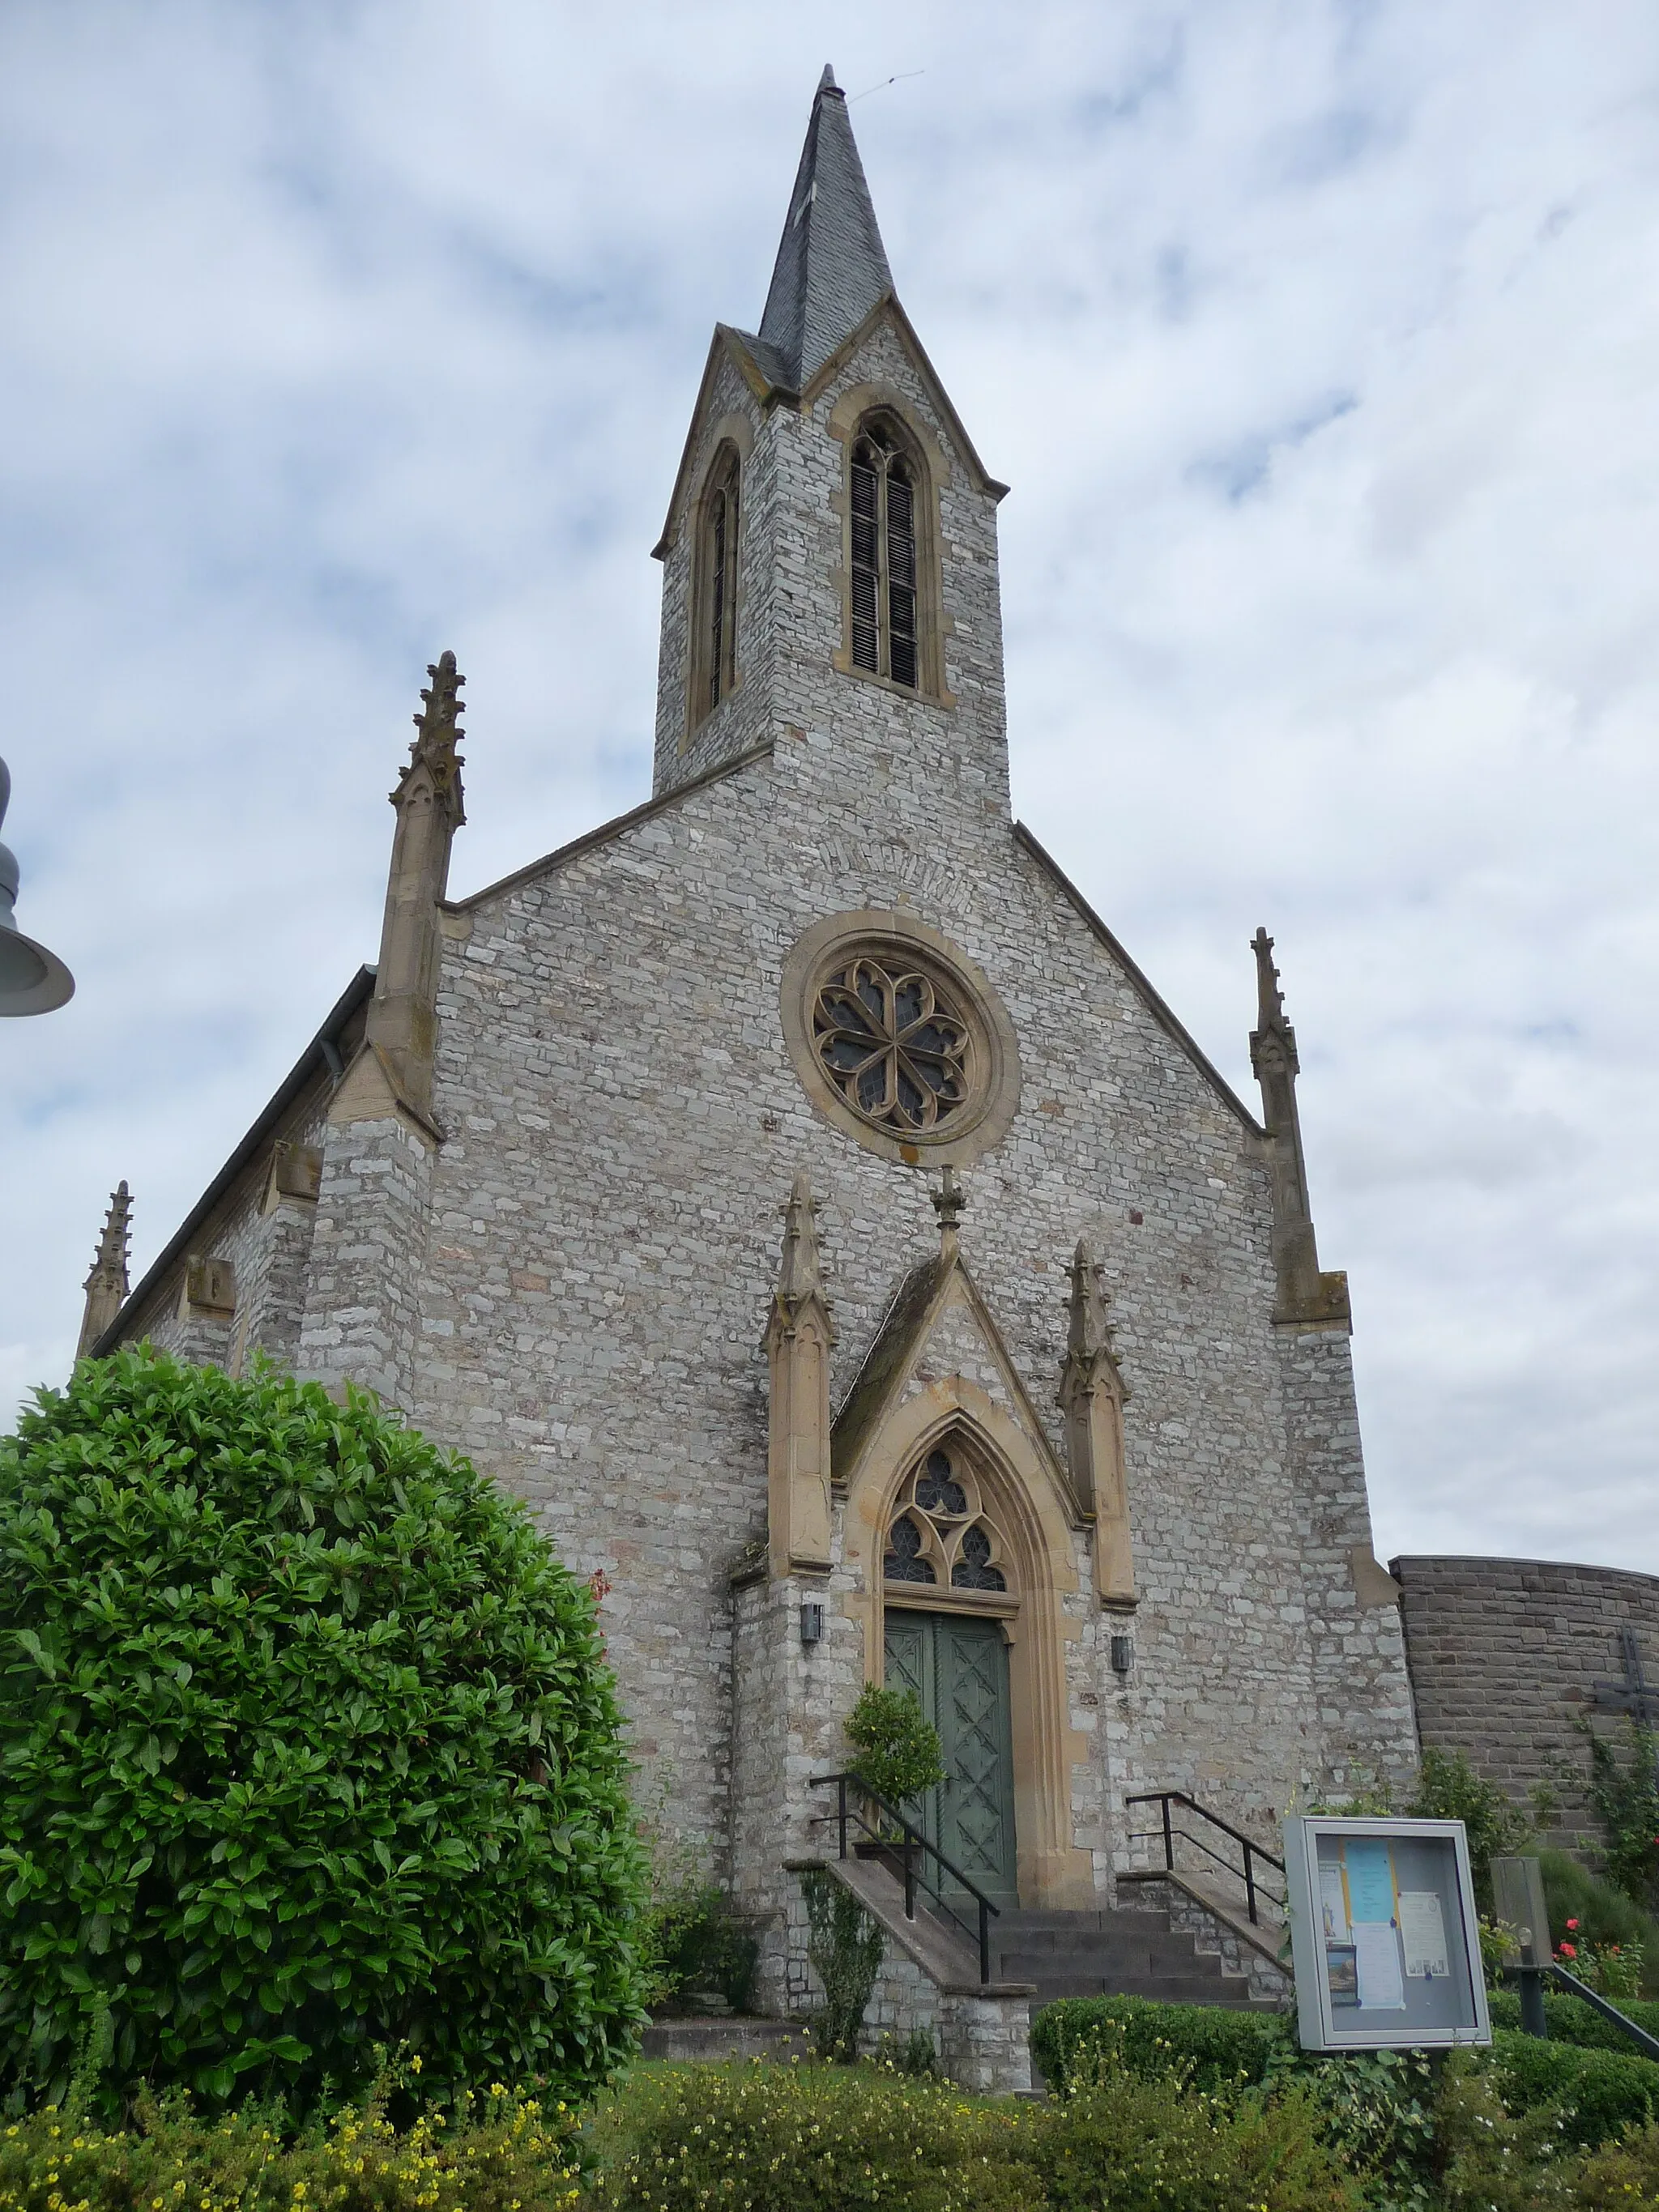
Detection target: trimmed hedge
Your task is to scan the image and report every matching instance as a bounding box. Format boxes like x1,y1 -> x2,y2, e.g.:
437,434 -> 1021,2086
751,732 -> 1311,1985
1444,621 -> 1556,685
1032,1994 -> 1659,2153
1488,2025 -> 1659,2146
1488,1984 -> 1659,2056
1031,1993 -> 1290,2094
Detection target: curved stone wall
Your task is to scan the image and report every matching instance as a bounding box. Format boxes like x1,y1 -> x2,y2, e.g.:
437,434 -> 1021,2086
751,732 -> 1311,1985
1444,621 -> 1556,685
1392,1554 -> 1659,1853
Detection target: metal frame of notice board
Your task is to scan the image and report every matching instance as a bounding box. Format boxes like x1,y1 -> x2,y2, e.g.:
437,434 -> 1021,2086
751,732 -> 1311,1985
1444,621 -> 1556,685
1283,1816 -> 1491,2051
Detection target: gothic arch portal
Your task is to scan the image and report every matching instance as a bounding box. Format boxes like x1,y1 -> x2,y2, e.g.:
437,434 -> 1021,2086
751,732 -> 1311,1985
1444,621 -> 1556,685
839,1375 -> 1094,1908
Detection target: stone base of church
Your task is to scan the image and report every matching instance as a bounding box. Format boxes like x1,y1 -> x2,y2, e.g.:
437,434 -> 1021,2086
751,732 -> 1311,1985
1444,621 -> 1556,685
773,1860 -> 1036,2095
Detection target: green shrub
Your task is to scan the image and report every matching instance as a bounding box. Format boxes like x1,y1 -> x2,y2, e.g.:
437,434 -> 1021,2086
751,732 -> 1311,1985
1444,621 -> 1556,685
641,1878 -> 757,2014
0,2074 -> 585,2212
800,1870 -> 885,2061
1541,1848 -> 1659,1986
0,1349 -> 650,2114
1031,1993 -> 1290,2095
1565,2116 -> 1659,2207
1411,1746 -> 1537,1905
842,1684 -> 944,1809
1431,2052 -> 1581,2212
1581,1719 -> 1659,1915
579,2060 -> 1038,2211
1030,2063 -> 1363,2212
578,2055 -> 1358,2212
1489,1984 -> 1659,2053
1487,2024 -> 1659,2146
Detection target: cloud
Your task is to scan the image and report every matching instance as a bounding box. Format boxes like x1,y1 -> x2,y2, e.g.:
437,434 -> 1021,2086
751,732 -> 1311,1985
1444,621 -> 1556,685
3,0 -> 1658,1575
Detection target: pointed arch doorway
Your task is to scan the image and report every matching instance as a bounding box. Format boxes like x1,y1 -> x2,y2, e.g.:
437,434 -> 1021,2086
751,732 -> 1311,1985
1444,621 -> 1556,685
884,1605 -> 1017,1907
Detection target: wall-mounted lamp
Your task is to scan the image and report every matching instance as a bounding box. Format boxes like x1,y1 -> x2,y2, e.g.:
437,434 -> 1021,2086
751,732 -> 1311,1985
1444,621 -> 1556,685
800,1602 -> 825,1648
1109,1633 -> 1133,1677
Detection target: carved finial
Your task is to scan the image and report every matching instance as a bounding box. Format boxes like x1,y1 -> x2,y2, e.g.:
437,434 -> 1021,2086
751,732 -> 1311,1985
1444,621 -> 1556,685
77,1181 -> 132,1357
1062,1238 -> 1126,1395
396,650 -> 467,813
776,1170 -> 825,1302
1059,1233 -> 1134,1598
92,1180 -> 131,1277
932,1166 -> 966,1262
1252,927 -> 1289,1034
1065,1238 -> 1111,1360
1246,930 -> 1350,1327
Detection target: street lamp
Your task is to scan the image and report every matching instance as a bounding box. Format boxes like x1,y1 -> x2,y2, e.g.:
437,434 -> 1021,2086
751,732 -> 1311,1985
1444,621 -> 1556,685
0,755 -> 74,1016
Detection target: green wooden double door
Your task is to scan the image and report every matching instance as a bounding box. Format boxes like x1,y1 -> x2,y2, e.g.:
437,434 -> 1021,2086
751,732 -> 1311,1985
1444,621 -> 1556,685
883,1609 -> 1017,1907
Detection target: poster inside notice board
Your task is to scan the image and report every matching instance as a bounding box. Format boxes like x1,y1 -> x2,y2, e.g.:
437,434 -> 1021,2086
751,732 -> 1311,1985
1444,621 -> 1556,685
1288,1818 -> 1488,2048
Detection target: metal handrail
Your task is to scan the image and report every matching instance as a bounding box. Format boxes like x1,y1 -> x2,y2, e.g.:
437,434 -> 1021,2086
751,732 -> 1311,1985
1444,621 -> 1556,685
1509,1951 -> 1659,2063
808,1770 -> 1001,1983
1124,1788 -> 1286,1927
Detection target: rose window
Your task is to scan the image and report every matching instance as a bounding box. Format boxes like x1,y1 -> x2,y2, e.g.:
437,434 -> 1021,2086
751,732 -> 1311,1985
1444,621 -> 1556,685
812,956 -> 971,1136
882,1446 -> 1009,1592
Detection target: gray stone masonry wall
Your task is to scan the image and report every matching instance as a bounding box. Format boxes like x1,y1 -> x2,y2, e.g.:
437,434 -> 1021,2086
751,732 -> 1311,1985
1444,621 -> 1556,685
1280,1328 -> 1418,1801
297,1110 -> 434,1408
733,1564 -> 872,2011
653,312 -> 1010,830
1394,1554 -> 1659,1853
117,1089 -> 331,1378
778,1878 -> 1031,2093
126,280 -> 1415,1980
391,291 -> 1415,1912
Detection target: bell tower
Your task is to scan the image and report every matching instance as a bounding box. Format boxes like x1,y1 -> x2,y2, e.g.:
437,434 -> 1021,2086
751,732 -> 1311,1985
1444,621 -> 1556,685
649,68 -> 1011,839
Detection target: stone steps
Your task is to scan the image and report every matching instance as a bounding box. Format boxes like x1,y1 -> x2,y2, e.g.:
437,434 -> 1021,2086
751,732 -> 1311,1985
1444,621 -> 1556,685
641,2017 -> 808,2063
991,1903 -> 1264,2013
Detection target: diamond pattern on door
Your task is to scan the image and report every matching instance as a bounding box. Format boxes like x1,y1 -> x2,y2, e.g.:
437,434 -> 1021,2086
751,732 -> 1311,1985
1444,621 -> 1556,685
944,1619 -> 1013,1888
883,1609 -> 1017,1905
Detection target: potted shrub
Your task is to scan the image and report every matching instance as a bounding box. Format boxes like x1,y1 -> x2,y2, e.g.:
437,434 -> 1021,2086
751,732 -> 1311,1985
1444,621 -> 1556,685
844,1684 -> 945,1876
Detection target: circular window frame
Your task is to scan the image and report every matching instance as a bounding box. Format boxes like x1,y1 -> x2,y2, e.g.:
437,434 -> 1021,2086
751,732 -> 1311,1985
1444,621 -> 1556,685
779,910 -> 1021,1168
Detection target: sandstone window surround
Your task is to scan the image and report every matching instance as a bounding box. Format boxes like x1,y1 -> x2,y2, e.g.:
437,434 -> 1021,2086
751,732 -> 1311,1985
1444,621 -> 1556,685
885,1443 -> 1011,1593
685,437 -> 744,740
828,390 -> 955,707
780,910 -> 1020,1168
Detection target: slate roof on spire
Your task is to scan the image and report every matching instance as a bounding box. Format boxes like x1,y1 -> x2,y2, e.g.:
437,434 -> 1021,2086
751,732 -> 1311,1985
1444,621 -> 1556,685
750,65 -> 894,391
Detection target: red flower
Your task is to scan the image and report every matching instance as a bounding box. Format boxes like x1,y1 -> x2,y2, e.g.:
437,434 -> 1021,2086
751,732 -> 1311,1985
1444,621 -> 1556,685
1559,1942 -> 1578,1960
1566,1918 -> 1580,1930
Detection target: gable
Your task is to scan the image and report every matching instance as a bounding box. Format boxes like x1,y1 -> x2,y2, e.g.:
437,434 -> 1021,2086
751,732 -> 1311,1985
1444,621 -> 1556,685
833,1248 -> 1080,1526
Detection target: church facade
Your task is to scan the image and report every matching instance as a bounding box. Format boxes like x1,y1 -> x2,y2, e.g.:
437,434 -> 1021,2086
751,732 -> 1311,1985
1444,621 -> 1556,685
86,72 -> 1417,2021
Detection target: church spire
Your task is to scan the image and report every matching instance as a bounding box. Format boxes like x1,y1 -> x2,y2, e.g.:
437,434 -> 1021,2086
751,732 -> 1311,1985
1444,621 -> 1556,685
77,1180 -> 131,1357
757,65 -> 894,390
1249,927 -> 1350,1326
365,651 -> 467,1120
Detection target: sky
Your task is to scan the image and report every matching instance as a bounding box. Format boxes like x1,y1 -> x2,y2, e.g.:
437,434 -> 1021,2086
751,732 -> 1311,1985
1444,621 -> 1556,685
3,0 -> 1658,1575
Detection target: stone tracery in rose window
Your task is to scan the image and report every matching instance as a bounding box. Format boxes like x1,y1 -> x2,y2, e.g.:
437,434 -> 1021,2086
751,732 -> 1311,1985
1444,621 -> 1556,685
812,954 -> 974,1136
883,1444 -> 1009,1592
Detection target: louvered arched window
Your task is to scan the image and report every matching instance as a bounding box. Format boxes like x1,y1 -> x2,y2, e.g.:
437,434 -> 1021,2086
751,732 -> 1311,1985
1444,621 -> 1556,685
692,445 -> 740,728
850,419 -> 919,690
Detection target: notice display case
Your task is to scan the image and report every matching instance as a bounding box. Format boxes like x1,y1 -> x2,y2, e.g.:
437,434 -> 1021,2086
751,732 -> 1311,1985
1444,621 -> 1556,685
1283,1817 -> 1491,2051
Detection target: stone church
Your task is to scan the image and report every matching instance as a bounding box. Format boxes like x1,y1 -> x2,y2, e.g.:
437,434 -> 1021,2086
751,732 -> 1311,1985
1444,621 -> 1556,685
81,70 -> 1418,2061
